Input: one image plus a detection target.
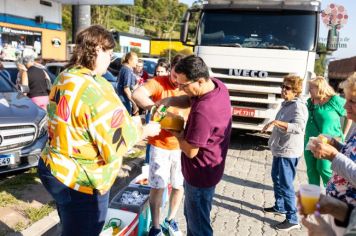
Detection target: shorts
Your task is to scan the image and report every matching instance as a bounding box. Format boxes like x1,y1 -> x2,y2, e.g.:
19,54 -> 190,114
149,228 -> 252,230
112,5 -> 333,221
148,145 -> 183,189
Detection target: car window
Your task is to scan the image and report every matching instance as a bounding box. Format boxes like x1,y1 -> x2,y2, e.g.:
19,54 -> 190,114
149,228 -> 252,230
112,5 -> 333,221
4,67 -> 19,84
143,60 -> 157,76
108,57 -> 122,77
44,69 -> 57,84
102,71 -> 116,82
47,66 -> 58,76
0,76 -> 16,92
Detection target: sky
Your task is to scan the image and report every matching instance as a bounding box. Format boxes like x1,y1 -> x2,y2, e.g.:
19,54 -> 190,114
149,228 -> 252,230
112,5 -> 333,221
179,0 -> 355,60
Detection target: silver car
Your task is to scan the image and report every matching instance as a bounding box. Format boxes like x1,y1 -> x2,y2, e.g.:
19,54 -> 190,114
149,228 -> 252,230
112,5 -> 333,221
0,65 -> 48,174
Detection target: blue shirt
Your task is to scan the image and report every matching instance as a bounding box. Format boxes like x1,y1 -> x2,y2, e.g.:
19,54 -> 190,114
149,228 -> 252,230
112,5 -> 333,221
117,65 -> 136,98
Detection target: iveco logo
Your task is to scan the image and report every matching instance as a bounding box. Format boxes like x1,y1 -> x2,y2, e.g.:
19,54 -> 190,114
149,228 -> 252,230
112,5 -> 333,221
229,69 -> 268,78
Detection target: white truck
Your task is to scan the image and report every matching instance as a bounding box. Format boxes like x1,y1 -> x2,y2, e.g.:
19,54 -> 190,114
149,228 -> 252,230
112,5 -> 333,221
180,0 -> 336,131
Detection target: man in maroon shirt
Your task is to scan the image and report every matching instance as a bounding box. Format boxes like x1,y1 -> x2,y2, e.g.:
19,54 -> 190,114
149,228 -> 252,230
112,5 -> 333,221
159,55 -> 232,236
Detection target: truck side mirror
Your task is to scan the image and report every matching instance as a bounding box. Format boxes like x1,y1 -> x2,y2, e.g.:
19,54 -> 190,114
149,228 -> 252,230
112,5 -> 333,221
326,28 -> 339,52
180,11 -> 191,44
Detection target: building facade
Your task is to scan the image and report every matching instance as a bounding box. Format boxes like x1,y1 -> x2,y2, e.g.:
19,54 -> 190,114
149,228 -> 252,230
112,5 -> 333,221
0,0 -> 66,61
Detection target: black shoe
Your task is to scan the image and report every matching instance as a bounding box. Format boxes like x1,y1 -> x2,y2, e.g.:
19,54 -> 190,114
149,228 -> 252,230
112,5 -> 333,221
263,207 -> 286,215
148,227 -> 163,236
275,219 -> 300,231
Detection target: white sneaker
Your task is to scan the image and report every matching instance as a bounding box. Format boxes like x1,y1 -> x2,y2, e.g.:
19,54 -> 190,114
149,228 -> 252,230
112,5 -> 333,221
163,218 -> 182,236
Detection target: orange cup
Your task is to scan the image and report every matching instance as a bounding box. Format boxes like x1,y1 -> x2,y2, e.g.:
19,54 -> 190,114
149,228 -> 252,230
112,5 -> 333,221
160,113 -> 184,131
299,184 -> 321,214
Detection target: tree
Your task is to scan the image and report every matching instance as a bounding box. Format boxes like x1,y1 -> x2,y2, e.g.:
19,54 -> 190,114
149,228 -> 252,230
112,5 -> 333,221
314,42 -> 327,76
62,5 -> 72,42
61,1 -> 189,41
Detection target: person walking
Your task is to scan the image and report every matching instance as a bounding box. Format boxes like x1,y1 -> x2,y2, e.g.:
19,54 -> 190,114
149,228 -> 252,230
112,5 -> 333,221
262,75 -> 308,231
37,25 -> 160,236
117,52 -> 139,115
133,55 -> 188,236
304,76 -> 351,187
157,55 -> 232,236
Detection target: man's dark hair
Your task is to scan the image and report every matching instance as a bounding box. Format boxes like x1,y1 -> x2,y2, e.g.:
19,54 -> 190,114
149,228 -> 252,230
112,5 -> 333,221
174,55 -> 209,81
170,54 -> 184,68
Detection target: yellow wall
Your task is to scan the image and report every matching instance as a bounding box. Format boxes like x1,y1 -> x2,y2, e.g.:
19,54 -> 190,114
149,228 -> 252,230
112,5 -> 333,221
150,40 -> 193,57
0,22 -> 66,61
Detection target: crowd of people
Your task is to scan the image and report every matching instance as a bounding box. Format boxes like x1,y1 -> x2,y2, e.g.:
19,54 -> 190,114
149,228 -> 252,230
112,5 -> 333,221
29,25 -> 232,236
260,70 -> 356,235
2,24 -> 356,236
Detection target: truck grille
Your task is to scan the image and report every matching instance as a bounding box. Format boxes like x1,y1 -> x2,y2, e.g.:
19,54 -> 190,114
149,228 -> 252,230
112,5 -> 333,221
211,68 -> 288,78
232,116 -> 265,125
0,125 -> 37,151
211,68 -> 291,129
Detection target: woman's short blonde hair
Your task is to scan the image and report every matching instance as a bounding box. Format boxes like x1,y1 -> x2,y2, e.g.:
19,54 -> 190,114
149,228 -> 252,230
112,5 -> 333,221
308,76 -> 335,100
340,72 -> 356,98
284,74 -> 303,96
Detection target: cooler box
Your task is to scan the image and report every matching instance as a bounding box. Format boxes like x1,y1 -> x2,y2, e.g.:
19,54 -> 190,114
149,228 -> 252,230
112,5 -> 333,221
110,186 -> 151,236
101,208 -> 138,236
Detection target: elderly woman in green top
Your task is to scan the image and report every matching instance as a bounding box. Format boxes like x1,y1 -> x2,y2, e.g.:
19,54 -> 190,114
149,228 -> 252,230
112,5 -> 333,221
304,76 -> 352,187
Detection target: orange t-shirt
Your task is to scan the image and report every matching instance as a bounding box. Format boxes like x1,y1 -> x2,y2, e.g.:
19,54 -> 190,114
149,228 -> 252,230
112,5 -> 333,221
144,76 -> 189,150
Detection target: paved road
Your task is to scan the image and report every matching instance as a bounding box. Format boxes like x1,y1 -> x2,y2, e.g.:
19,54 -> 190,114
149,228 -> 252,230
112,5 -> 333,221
171,131 -> 308,236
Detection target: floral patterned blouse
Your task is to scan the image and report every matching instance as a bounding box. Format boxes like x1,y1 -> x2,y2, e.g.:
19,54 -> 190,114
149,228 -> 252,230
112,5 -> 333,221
41,67 -> 141,194
326,132 -> 356,205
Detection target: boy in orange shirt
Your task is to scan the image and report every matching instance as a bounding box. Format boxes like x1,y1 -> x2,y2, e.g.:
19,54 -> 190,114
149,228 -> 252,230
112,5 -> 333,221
133,55 -> 188,236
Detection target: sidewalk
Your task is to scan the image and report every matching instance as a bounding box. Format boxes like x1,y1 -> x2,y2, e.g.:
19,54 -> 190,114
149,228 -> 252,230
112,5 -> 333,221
172,134 -> 308,236
18,148 -> 146,236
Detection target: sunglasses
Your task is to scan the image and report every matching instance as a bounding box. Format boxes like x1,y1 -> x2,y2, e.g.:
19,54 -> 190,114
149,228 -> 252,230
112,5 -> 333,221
281,85 -> 292,91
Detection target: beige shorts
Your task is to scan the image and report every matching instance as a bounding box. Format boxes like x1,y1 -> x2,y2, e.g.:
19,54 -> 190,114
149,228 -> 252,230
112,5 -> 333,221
148,145 -> 184,189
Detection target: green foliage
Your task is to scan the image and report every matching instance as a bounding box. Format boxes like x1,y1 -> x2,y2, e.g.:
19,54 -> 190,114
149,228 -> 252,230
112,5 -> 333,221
62,5 -> 72,42
315,42 -> 327,76
130,47 -> 142,57
61,1 -> 189,40
24,203 -> 55,223
160,48 -> 178,59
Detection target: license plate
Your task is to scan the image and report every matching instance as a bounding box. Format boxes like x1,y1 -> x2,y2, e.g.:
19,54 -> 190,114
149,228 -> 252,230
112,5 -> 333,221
232,107 -> 255,117
0,154 -> 15,167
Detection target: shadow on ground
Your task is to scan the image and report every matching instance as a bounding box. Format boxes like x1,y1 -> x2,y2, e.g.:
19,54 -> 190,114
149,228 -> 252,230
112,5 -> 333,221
222,173 -> 273,191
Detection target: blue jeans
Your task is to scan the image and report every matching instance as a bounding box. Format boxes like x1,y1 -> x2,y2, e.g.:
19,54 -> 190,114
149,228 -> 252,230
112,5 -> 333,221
37,158 -> 109,236
184,181 -> 215,236
271,156 -> 299,224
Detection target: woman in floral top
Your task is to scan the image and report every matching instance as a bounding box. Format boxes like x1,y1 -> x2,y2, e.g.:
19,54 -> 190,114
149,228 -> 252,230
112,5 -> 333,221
310,72 -> 356,235
37,25 -> 160,236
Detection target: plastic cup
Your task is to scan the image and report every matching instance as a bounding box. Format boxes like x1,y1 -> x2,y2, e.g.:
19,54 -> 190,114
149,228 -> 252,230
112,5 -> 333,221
299,184 -> 321,214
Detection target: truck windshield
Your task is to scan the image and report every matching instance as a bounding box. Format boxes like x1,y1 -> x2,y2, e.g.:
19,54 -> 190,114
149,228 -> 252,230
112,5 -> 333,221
199,11 -> 317,51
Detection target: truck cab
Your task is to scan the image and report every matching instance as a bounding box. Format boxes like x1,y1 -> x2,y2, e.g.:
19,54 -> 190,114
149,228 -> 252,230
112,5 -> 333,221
181,0 -> 322,131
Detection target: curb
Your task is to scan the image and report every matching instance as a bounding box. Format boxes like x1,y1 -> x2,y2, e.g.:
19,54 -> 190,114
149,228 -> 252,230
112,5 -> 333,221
21,155 -> 145,236
21,211 -> 59,236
